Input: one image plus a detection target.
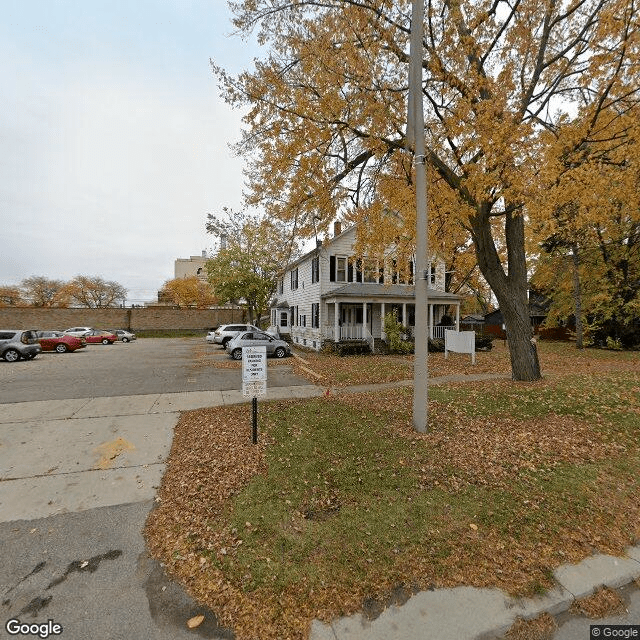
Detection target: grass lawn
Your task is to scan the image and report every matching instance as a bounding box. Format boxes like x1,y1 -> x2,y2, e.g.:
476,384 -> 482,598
145,343 -> 640,639
289,339 -> 640,387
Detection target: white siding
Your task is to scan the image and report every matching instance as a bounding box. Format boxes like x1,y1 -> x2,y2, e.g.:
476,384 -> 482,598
272,225 -> 449,350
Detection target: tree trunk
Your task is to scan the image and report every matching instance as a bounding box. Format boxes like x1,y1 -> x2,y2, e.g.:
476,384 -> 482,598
571,245 -> 584,349
470,204 -> 541,381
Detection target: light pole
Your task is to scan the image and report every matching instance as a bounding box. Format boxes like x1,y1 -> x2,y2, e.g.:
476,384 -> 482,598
408,0 -> 429,433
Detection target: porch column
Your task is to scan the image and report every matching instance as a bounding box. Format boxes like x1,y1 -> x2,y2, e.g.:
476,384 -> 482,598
402,303 -> 407,329
381,302 -> 386,339
429,304 -> 434,338
334,302 -> 340,342
362,302 -> 367,338
455,303 -> 460,331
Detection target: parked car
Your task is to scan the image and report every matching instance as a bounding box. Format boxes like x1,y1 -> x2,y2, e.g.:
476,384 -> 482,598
36,330 -> 86,353
209,324 -> 261,347
111,329 -> 136,342
64,326 -> 93,337
226,331 -> 291,360
85,330 -> 117,344
0,330 -> 42,362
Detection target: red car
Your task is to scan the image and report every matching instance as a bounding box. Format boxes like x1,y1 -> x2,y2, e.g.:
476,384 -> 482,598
85,330 -> 117,344
36,331 -> 86,353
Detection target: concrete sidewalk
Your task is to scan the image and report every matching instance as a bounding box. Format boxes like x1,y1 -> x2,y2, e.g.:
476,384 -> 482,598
0,385 -> 325,522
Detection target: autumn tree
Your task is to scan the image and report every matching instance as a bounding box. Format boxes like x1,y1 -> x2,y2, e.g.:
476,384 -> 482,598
64,276 -> 127,308
214,0 -> 640,381
532,112 -> 640,347
205,208 -> 297,324
0,286 -> 24,307
159,276 -> 218,308
20,276 -> 69,307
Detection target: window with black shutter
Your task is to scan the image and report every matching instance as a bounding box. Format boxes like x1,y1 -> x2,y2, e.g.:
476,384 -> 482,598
329,255 -> 336,281
355,258 -> 363,283
311,256 -> 319,283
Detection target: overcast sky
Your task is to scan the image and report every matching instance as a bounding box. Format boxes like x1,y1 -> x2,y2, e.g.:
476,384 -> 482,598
1,0 -> 260,304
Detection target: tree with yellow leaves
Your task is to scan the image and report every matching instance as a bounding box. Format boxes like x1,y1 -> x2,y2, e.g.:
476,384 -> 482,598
214,0 -> 639,380
159,276 -> 218,309
532,109 -> 640,347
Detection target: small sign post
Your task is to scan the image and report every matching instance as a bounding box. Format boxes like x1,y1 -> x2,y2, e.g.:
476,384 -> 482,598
242,346 -> 267,443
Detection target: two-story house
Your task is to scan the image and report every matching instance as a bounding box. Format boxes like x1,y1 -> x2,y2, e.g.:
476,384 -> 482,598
269,223 -> 462,351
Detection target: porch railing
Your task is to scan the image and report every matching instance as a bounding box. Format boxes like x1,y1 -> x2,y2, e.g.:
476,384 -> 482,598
364,327 -> 374,353
430,325 -> 456,339
324,325 -> 367,340
325,324 -> 457,342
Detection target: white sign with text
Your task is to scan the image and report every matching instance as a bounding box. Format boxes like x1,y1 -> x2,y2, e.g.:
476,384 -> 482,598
242,345 -> 267,383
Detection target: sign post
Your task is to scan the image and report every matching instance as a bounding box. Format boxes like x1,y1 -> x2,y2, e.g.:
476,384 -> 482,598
242,346 -> 267,443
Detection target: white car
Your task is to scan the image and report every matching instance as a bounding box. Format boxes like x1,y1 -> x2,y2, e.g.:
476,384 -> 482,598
63,326 -> 93,337
207,324 -> 261,347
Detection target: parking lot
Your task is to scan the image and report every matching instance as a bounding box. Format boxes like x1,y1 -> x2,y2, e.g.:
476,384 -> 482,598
0,337 -> 308,403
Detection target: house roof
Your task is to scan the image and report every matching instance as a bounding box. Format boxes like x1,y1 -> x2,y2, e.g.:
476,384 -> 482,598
321,283 -> 461,302
283,225 -> 356,271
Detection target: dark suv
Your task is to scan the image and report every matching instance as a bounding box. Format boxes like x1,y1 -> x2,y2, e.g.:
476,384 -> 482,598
0,330 -> 42,362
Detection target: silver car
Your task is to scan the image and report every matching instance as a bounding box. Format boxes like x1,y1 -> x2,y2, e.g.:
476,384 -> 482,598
0,330 -> 42,362
64,326 -> 93,337
226,331 -> 291,360
112,329 -> 136,342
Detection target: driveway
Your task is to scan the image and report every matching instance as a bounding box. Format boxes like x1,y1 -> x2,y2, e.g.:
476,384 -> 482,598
0,338 -> 319,639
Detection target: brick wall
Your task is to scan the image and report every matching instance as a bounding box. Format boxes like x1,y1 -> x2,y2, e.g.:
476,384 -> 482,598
0,307 -> 245,332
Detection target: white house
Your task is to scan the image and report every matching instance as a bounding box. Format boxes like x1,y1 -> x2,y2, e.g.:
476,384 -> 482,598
269,223 -> 462,351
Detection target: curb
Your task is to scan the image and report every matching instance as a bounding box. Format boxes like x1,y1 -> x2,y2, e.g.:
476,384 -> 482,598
309,547 -> 640,640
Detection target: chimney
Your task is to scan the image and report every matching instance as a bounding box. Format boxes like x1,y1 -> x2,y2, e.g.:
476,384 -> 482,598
333,221 -> 342,237
202,250 -> 206,258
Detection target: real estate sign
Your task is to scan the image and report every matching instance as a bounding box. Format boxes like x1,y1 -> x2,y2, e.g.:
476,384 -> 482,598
444,330 -> 476,365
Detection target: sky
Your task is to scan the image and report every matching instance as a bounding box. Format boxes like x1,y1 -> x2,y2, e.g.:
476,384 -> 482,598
0,0 -> 261,304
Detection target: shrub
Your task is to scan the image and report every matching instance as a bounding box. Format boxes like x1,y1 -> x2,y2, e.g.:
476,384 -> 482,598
383,312 -> 413,354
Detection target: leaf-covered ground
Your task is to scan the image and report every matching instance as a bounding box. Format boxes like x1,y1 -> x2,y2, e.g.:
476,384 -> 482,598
145,343 -> 640,639
289,339 -> 640,387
